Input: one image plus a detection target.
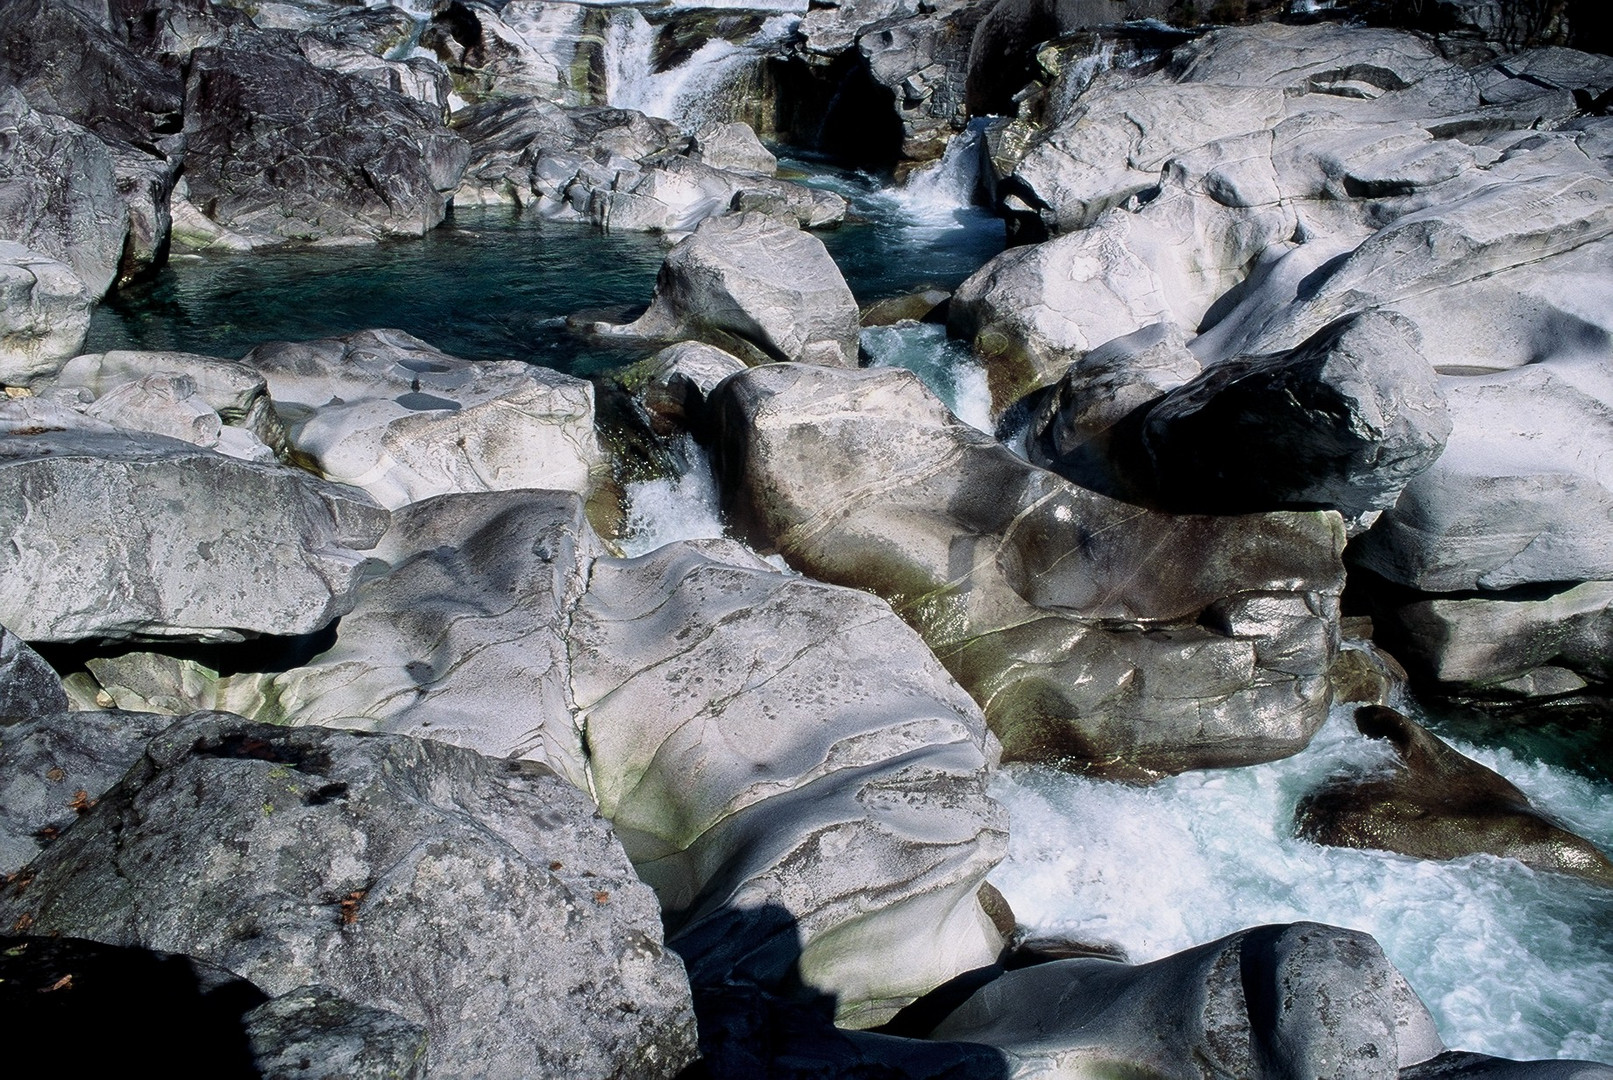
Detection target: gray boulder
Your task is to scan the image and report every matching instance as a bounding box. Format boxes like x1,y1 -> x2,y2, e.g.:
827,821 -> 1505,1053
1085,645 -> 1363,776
244,985 -> 428,1080
693,121 -> 777,177
0,626 -> 66,724
0,708 -> 174,877
0,241 -> 91,384
573,537 -> 1007,1028
241,328 -> 600,509
181,46 -> 470,245
1296,706 -> 1613,885
1027,321 -> 1201,457
599,212 -> 860,366
930,921 -> 1445,1079
0,86 -> 127,298
0,430 -> 388,642
1137,312 -> 1452,518
0,714 -> 700,1080
1403,1051 -> 1613,1080
710,362 -> 1345,778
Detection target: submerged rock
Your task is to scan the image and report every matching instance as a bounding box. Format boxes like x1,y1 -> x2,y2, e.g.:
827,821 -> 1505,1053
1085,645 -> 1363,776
710,362 -> 1344,778
1295,705 -> 1613,885
241,328 -> 601,509
596,212 -> 861,366
0,714 -> 700,1080
181,46 -> 469,245
929,921 -> 1445,1079
0,430 -> 388,643
573,537 -> 1007,1028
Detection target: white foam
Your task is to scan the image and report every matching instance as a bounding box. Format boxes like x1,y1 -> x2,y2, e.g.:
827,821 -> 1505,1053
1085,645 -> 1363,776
618,437 -> 727,557
987,707 -> 1613,1064
604,10 -> 798,129
886,119 -> 990,226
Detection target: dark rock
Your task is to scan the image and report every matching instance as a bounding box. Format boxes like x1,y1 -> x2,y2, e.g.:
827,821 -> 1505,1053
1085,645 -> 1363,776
633,340 -> 748,436
0,935 -> 268,1075
1139,312 -> 1452,518
0,715 -> 700,1079
862,288 -> 952,327
1402,1050 -> 1613,1079
0,86 -> 127,298
1296,705 -> 1613,885
0,709 -> 175,877
0,626 -> 67,723
244,984 -> 428,1080
181,46 -> 470,244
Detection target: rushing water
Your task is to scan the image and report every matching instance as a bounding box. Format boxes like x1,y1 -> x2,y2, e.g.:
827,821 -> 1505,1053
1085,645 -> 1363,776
989,702 -> 1613,1064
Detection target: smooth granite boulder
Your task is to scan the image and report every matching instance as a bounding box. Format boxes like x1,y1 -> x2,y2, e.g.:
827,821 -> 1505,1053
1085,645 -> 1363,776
598,213 -> 861,367
635,340 -> 749,436
929,922 -> 1445,1079
0,242 -> 91,384
59,349 -> 286,453
1026,322 -> 1201,458
573,537 -> 1007,1028
181,46 -> 470,245
0,87 -> 127,298
1296,706 -> 1613,885
256,489 -> 600,789
241,329 -> 600,509
692,121 -> 777,177
0,715 -> 700,1080
0,709 -> 174,877
1365,580 -> 1613,693
0,430 -> 388,642
710,363 -> 1345,778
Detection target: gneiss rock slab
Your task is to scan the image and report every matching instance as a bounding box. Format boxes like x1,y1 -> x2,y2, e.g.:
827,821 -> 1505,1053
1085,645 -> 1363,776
572,537 -> 1007,1028
710,362 -> 1345,778
1295,706 -> 1613,886
181,46 -> 470,245
0,715 -> 699,1080
241,328 -> 600,510
595,212 -> 861,367
0,430 -> 388,643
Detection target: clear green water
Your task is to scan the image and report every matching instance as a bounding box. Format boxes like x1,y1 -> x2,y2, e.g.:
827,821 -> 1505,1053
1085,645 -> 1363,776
86,209 -> 672,376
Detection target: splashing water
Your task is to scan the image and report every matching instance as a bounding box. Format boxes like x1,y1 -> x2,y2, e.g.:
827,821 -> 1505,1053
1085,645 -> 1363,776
861,322 -> 994,433
885,119 -> 992,226
988,707 -> 1613,1064
618,437 -> 727,557
604,9 -> 798,129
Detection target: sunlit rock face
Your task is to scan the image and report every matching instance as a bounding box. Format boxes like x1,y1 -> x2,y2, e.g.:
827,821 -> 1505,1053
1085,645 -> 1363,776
711,361 -> 1345,779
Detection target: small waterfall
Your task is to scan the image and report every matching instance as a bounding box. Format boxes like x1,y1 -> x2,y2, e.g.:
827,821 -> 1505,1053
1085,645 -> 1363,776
889,118 -> 992,224
604,9 -> 799,130
1049,38 -> 1116,118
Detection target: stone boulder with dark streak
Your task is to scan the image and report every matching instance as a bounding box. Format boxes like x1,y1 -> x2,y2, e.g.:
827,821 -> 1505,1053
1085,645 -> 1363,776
709,362 -> 1346,779
1296,705 -> 1613,885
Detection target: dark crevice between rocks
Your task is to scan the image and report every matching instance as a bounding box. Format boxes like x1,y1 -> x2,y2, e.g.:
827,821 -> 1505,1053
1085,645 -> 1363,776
33,622 -> 340,684
768,54 -> 906,173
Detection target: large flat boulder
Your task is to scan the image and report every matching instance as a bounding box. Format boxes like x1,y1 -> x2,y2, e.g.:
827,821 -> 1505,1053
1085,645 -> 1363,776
241,329 -> 600,509
0,430 -> 388,642
710,362 -> 1345,778
0,714 -> 700,1080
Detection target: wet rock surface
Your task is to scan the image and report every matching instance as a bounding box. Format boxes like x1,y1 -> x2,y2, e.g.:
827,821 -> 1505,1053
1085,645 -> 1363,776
1296,706 -> 1613,885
